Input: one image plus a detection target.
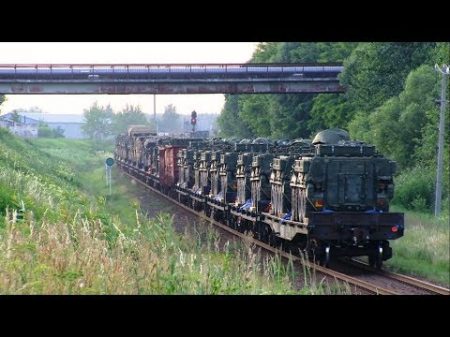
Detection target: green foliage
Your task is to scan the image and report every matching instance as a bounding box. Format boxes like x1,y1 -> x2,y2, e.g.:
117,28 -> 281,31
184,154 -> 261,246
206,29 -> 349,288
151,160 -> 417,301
218,42 -> 358,139
269,94 -> 315,139
37,126 -> 54,138
0,184 -> 17,217
0,95 -> 5,111
341,42 -> 436,113
308,94 -> 355,134
354,65 -> 440,170
251,42 -> 279,62
83,102 -> 153,138
392,166 -> 436,211
111,104 -> 151,135
158,104 -> 180,133
434,42 -> 450,65
82,102 -> 114,140
38,124 -> 65,138
217,94 -> 254,138
239,94 -> 273,137
387,206 -> 449,284
11,110 -> 21,123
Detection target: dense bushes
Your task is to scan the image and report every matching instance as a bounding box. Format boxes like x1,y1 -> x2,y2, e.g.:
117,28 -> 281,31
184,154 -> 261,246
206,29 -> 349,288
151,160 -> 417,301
38,125 -> 65,138
392,166 -> 436,212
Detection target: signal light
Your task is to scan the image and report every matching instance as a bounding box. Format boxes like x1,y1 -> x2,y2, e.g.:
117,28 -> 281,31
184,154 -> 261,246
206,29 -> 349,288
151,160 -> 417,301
391,226 -> 398,233
314,199 -> 324,208
191,110 -> 197,125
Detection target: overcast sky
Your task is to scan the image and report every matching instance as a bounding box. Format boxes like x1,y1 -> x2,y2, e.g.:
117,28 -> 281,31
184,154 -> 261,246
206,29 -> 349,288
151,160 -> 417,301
0,42 -> 259,115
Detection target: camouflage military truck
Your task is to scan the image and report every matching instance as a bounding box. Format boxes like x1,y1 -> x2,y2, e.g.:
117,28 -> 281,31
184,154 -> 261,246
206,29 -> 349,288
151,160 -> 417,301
235,152 -> 254,207
218,152 -> 239,204
209,150 -> 222,198
263,128 -> 403,267
250,153 -> 273,213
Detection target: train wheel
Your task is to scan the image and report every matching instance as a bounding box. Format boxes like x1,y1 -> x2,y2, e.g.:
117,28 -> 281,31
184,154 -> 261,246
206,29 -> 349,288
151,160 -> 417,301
268,233 -> 281,247
369,243 -> 383,269
320,245 -> 331,268
212,210 -> 220,221
236,217 -> 245,233
258,224 -> 270,243
205,205 -> 212,217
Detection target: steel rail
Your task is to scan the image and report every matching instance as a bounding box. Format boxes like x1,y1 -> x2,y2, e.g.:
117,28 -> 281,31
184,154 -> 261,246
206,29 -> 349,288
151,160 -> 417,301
347,259 -> 450,295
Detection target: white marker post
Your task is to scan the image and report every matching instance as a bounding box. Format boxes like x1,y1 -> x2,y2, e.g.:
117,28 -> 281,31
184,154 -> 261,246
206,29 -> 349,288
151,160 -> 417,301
105,157 -> 115,195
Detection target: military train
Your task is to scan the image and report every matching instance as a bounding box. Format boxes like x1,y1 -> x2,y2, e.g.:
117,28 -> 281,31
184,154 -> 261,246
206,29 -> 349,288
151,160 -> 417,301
115,126 -> 404,268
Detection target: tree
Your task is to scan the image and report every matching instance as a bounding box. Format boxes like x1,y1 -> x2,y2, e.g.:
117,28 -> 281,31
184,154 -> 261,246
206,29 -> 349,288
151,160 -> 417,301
239,94 -> 273,137
82,102 -> 114,140
53,126 -> 65,138
11,110 -> 21,124
218,42 -> 358,139
341,42 -> 436,113
38,123 -> 65,138
158,104 -> 181,133
112,104 -> 150,135
217,94 -> 253,138
356,65 -> 441,170
308,94 -> 355,134
0,95 -> 6,114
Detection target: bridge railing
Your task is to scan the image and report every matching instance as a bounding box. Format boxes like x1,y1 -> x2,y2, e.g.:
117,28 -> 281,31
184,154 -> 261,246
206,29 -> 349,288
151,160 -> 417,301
0,63 -> 343,76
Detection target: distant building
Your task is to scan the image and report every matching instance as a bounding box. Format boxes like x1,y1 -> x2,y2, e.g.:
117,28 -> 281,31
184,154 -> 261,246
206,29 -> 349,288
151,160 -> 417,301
0,113 -> 39,137
5,112 -> 87,139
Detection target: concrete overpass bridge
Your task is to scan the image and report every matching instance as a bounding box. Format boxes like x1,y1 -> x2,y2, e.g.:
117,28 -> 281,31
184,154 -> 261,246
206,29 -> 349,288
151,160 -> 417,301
0,63 -> 344,94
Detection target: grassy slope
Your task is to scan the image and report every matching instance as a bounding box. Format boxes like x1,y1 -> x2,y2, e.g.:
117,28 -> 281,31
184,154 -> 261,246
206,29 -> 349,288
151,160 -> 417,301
1,130 -> 341,294
386,205 -> 449,286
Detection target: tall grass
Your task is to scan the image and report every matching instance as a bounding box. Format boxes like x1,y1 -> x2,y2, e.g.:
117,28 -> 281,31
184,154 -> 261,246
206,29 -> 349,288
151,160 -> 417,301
387,205 -> 449,286
0,210 -> 349,294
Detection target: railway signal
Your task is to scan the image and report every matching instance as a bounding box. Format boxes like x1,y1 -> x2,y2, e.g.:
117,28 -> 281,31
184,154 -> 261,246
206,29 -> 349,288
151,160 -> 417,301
191,110 -> 197,132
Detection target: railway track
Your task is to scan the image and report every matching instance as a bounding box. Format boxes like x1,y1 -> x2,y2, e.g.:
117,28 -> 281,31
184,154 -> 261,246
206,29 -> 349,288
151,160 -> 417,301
345,259 -> 450,295
118,162 -> 449,296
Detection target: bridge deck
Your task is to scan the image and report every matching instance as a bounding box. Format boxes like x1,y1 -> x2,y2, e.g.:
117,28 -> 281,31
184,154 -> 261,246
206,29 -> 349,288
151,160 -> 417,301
0,63 -> 344,94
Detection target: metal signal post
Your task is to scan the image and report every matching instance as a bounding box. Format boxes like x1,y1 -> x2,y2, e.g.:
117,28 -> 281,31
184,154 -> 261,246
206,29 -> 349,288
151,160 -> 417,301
105,157 -> 115,195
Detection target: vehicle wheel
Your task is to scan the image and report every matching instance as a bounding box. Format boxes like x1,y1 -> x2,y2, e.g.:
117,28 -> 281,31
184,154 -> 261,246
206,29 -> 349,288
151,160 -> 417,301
369,244 -> 383,269
204,205 -> 211,217
322,245 -> 330,268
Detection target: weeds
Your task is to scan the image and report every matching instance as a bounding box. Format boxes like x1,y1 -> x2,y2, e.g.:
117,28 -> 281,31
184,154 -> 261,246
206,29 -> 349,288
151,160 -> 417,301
386,206 -> 449,286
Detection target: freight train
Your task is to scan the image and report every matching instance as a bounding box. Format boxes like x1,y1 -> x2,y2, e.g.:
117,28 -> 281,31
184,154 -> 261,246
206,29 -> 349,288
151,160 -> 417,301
115,126 -> 404,268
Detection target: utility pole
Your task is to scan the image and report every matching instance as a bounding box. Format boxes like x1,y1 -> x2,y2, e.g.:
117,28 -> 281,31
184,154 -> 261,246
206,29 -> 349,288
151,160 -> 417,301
434,64 -> 449,217
153,94 -> 157,133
